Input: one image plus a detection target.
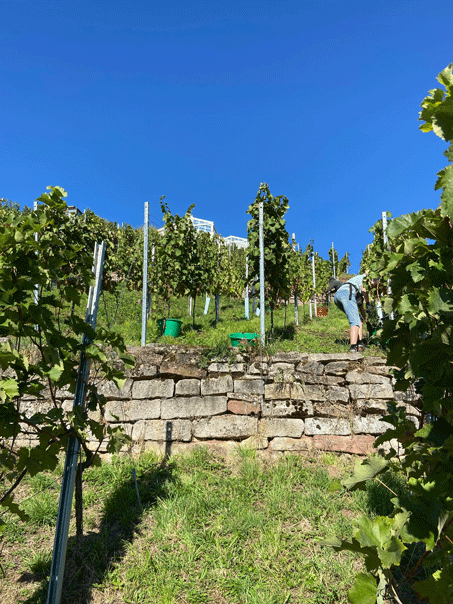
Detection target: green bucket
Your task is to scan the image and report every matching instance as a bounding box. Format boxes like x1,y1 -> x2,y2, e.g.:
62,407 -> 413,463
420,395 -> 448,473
229,332 -> 259,347
157,318 -> 182,337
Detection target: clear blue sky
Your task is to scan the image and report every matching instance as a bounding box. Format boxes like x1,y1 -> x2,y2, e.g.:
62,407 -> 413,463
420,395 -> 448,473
2,0 -> 452,273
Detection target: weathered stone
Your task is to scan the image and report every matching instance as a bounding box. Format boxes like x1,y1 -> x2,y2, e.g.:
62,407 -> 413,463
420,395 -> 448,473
353,416 -> 392,434
248,361 -> 268,375
175,379 -> 200,396
265,382 -> 305,400
228,399 -> 260,415
262,400 -> 313,418
305,417 -> 351,435
160,361 -> 207,379
324,361 -> 351,375
295,360 -> 324,375
201,375 -> 234,396
240,434 -> 268,450
357,400 -> 390,414
105,399 -> 160,422
302,384 -> 325,401
269,434 -> 375,455
269,363 -> 296,377
126,364 -> 158,379
132,419 -> 191,441
227,392 -> 262,404
259,418 -> 304,438
294,373 -> 344,386
193,415 -> 258,439
97,379 -> 133,401
234,379 -> 265,395
366,365 -> 394,376
313,402 -> 350,418
131,379 -> 174,400
364,356 -> 386,365
161,396 -> 227,419
346,371 -> 391,385
208,362 -> 244,373
326,386 -> 350,403
349,382 -> 394,399
271,352 -> 308,363
308,353 -> 363,362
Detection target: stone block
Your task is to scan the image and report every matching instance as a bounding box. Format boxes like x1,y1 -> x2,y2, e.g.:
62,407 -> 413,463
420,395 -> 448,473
105,399 -> 161,422
228,399 -> 260,415
161,396 -> 227,419
349,383 -> 394,400
201,375 -> 233,395
308,353 -> 363,362
97,378 -> 133,401
193,415 -> 258,439
346,371 -> 391,385
248,361 -> 268,375
160,361 -> 207,379
264,382 -> 305,400
269,434 -> 376,455
364,356 -> 386,365
207,362 -> 244,373
234,379 -> 265,395
356,400 -> 389,414
259,418 -> 304,438
313,402 -> 350,418
324,361 -> 351,375
305,417 -> 351,436
175,379 -> 200,396
261,400 -> 313,418
132,419 -> 192,442
326,386 -> 350,403
294,373 -> 344,386
295,360 -> 324,375
131,379 -> 174,400
126,364 -> 158,379
240,434 -> 269,450
271,352 -> 308,363
269,363 -> 296,377
353,416 -> 392,434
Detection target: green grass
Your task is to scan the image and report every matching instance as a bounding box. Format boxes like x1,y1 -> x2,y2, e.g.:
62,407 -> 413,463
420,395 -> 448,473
96,289 -> 383,356
1,448 -> 373,604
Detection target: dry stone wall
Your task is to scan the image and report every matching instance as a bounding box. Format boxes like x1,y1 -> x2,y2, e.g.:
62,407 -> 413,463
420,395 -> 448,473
14,344 -> 422,458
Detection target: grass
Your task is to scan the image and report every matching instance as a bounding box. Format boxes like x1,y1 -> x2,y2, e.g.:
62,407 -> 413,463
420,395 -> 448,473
1,447 -> 379,604
97,289 -> 384,356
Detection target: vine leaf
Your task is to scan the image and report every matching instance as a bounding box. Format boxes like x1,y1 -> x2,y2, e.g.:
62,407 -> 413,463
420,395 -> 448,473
347,572 -> 377,604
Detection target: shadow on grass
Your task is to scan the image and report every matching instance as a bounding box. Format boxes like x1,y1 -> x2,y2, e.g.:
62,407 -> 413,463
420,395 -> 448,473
271,324 -> 296,341
19,449 -> 177,604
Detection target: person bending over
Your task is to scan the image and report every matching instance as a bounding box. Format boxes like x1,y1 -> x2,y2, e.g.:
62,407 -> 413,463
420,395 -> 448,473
333,274 -> 368,353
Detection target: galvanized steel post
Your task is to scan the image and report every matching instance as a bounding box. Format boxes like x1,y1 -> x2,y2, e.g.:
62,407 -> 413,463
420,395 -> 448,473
141,202 -> 149,346
245,255 -> 249,319
382,211 -> 393,320
259,202 -> 265,345
312,253 -> 317,317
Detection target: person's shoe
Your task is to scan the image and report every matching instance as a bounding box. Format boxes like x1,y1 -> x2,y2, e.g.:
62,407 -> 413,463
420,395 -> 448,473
357,340 -> 366,352
348,345 -> 358,353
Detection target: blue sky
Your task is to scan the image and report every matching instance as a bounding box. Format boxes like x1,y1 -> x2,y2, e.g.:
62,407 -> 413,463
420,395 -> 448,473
1,0 -> 452,273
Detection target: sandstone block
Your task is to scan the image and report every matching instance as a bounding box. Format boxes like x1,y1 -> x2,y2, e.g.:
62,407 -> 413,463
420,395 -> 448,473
305,417 -> 351,436
295,360 -> 324,375
131,379 -> 174,400
346,371 -> 391,385
313,402 -> 350,418
193,415 -> 258,439
349,382 -> 394,399
261,400 -> 313,418
126,364 -> 158,379
294,373 -> 344,386
207,362 -> 244,373
364,356 -> 386,365
248,361 -> 268,375
160,361 -> 207,379
271,352 -> 308,363
240,434 -> 269,450
259,418 -> 304,438
161,396 -> 227,419
132,419 -> 191,442
234,379 -> 265,395
308,353 -> 363,362
269,363 -> 296,377
175,379 -> 200,396
353,416 -> 392,434
269,434 -> 376,455
105,399 -> 159,422
228,399 -> 260,415
97,379 -> 133,401
324,361 -> 351,375
201,375 -> 234,396
264,382 -> 304,400
326,386 -> 350,403
227,392 -> 262,403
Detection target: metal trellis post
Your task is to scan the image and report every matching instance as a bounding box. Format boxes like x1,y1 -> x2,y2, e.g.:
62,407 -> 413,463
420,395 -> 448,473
382,212 -> 394,320
259,202 -> 265,345
245,255 -> 249,319
141,202 -> 149,346
46,241 -> 106,604
312,254 -> 317,318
